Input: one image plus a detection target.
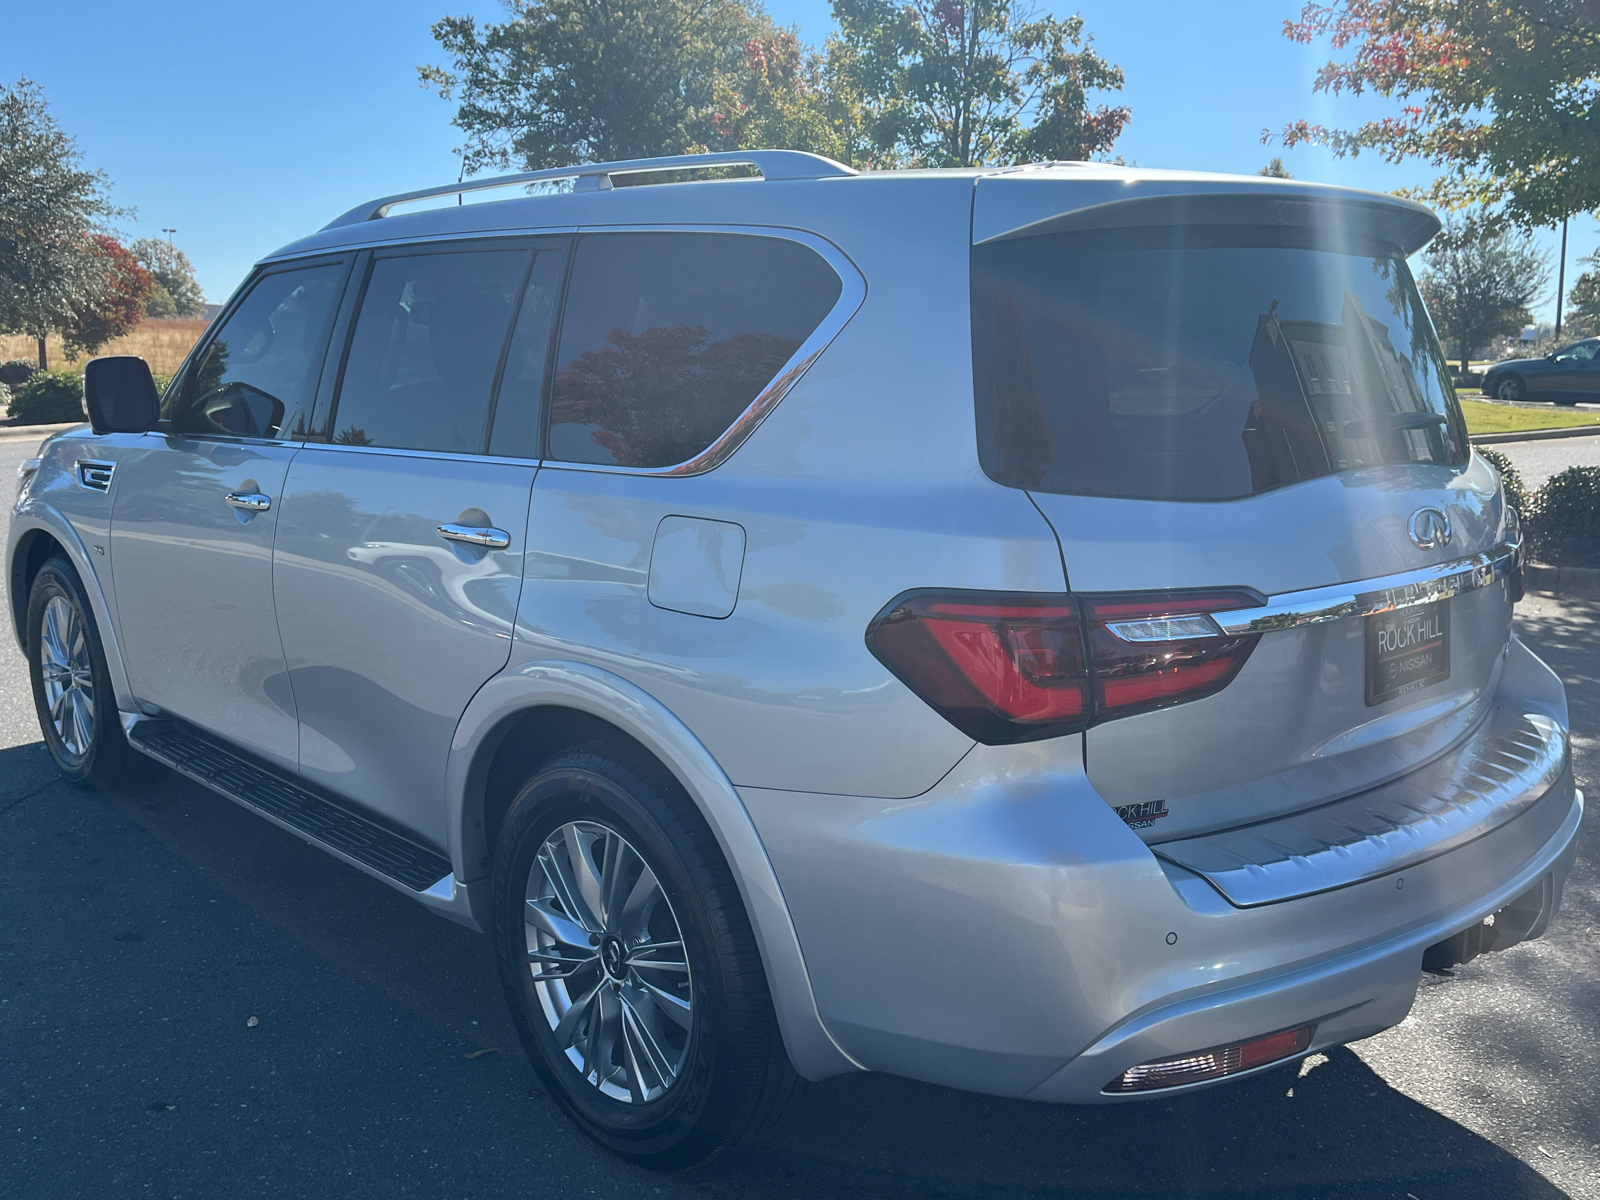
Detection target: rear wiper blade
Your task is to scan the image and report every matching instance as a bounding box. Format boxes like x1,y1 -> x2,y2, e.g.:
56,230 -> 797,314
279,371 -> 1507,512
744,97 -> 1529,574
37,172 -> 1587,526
1343,411 -> 1448,439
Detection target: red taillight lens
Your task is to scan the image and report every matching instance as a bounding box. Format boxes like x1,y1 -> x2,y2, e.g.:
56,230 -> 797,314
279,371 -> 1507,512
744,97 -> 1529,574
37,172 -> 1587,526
1084,590 -> 1263,720
867,588 -> 1264,744
865,594 -> 1090,743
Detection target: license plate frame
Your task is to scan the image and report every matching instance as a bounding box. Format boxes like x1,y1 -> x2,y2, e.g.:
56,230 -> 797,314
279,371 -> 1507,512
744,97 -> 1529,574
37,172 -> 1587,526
1365,600 -> 1451,706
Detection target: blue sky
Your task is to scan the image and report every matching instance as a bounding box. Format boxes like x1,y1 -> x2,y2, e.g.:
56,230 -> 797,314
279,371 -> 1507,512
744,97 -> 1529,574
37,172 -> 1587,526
5,0 -> 1590,323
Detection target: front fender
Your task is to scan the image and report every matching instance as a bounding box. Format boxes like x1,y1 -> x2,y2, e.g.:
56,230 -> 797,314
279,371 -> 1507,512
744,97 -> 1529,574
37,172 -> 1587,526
446,658 -> 861,1082
7,503 -> 137,713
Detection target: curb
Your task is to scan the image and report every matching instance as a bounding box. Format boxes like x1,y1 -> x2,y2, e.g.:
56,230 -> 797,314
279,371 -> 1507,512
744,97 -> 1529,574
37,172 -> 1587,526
0,421 -> 86,442
1526,564 -> 1600,598
1471,424 -> 1600,445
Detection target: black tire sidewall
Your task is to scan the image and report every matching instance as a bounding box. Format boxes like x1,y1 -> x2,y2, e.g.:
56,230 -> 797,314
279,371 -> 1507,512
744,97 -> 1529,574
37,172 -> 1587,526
26,558 -> 122,785
493,750 -> 740,1165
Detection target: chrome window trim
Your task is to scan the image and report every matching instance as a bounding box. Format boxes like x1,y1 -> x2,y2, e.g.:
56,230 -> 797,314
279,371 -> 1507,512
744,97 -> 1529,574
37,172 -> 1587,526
291,441 -> 542,469
1211,537 -> 1522,636
538,224 -> 867,478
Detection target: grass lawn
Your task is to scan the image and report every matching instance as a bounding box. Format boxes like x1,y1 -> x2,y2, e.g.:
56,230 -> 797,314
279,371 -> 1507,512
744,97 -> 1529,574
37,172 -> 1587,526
1460,398 -> 1600,435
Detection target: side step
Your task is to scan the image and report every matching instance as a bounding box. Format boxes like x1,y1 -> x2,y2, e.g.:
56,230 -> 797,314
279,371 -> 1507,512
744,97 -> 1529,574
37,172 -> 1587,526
128,719 -> 452,891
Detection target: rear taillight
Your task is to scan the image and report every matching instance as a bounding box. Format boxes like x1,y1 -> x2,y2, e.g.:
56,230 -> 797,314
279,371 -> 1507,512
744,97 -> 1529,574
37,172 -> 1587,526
866,588 -> 1263,744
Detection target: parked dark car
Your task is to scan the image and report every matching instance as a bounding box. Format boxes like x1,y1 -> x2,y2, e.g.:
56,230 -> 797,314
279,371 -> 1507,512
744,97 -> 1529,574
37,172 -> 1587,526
1484,338 -> 1600,405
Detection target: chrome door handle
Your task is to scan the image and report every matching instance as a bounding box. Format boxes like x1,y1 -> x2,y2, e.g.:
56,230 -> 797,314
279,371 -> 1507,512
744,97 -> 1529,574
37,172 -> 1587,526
437,523 -> 510,550
225,491 -> 272,513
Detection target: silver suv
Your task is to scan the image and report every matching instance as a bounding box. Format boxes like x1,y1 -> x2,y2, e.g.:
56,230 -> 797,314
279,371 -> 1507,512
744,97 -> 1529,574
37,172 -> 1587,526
9,152 -> 1581,1167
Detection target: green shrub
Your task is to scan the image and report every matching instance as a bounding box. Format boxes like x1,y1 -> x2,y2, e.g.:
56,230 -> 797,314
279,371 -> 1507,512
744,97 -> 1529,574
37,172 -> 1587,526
0,358 -> 37,388
7,369 -> 84,424
1476,447 -> 1532,518
1528,465 -> 1600,567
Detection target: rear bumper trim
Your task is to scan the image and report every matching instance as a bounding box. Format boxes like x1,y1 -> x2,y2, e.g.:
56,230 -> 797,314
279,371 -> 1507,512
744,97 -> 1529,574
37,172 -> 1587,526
1152,703 -> 1567,906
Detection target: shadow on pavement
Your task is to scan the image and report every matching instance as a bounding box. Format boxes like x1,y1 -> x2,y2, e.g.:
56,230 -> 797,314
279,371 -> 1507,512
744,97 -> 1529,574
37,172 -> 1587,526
0,737 -> 1573,1200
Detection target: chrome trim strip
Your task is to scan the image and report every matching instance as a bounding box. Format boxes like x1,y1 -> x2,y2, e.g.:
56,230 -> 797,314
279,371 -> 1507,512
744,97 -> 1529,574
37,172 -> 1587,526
74,459 -> 116,493
1212,538 -> 1520,636
437,523 -> 511,550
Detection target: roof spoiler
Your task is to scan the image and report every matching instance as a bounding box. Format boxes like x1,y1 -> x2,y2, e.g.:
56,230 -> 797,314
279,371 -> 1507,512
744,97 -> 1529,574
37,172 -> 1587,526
975,189 -> 1442,256
322,150 -> 858,230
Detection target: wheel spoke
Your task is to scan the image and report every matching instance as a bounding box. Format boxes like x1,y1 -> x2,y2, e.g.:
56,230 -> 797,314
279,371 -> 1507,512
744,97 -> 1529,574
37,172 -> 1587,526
620,990 -> 677,1091
552,977 -> 603,1050
632,973 -> 693,1031
69,690 -> 93,756
562,824 -> 608,928
42,601 -> 68,668
527,947 -> 597,981
583,984 -> 621,1084
525,897 -> 593,949
618,866 -> 663,943
540,840 -> 601,933
601,835 -> 638,928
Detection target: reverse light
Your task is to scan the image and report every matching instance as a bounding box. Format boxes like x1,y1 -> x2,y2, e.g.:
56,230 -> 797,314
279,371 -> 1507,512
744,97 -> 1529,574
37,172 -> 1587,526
866,587 -> 1263,744
1105,1025 -> 1314,1093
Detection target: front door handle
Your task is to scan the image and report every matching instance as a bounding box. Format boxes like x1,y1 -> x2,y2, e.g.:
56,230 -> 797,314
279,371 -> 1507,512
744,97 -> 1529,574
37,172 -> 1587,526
437,523 -> 511,551
225,491 -> 272,513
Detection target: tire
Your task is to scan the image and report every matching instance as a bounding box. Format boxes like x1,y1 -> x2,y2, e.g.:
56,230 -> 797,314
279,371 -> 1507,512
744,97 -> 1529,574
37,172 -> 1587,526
1496,375 -> 1526,402
492,741 -> 800,1169
26,557 -> 142,788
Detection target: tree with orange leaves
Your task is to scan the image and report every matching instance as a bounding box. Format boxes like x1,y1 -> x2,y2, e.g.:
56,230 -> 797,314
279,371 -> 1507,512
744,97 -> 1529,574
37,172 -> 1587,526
1274,1 -> 1600,227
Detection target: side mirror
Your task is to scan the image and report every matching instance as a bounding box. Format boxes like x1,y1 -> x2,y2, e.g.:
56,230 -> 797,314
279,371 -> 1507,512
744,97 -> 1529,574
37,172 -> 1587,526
83,356 -> 160,435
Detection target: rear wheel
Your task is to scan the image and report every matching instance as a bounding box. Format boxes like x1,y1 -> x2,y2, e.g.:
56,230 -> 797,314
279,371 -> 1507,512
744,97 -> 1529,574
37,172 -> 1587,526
1495,375 -> 1526,401
26,558 -> 141,788
493,742 -> 799,1169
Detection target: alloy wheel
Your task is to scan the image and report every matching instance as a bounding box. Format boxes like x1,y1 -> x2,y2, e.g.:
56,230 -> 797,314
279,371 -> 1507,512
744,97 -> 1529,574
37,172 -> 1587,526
525,821 -> 694,1103
39,596 -> 94,759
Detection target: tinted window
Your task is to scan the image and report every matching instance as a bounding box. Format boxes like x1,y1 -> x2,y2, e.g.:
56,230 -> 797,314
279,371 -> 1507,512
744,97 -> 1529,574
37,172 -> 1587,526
972,230 -> 1470,501
488,247 -> 567,459
169,262 -> 344,439
548,233 -> 842,468
333,248 -> 528,452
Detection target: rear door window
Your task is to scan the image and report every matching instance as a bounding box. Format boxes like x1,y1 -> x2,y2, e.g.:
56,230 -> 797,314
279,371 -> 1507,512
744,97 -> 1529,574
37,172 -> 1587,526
547,233 -> 842,469
971,228 -> 1470,501
168,261 -> 345,440
331,247 -> 529,453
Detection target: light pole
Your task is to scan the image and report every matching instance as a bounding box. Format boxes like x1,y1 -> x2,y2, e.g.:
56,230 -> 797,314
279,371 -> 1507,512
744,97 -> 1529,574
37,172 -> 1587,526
161,227 -> 177,249
1555,217 -> 1568,341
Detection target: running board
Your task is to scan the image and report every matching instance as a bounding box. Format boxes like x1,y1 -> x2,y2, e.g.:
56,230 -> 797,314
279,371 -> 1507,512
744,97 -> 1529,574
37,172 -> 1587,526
127,719 -> 452,891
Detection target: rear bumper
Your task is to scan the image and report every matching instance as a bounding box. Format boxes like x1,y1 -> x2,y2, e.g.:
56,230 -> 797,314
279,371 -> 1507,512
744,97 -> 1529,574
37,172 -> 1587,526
739,635 -> 1580,1099
1029,776 -> 1581,1102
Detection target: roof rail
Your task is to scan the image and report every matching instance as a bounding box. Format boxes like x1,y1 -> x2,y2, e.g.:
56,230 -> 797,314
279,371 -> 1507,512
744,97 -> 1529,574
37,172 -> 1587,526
322,150 -> 858,229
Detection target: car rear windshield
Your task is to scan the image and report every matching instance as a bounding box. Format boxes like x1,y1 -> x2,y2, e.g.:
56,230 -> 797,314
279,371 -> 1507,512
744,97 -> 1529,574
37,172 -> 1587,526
971,227 -> 1470,501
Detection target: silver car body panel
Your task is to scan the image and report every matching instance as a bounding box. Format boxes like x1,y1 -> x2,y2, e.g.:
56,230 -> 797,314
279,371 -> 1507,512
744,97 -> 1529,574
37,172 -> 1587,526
10,161 -> 1580,1100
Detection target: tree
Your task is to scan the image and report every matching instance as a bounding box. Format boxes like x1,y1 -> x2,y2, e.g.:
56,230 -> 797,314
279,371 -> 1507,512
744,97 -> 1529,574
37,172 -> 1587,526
0,78 -> 121,367
130,237 -> 205,318
1417,216 -> 1550,375
831,0 -> 1128,167
1566,250 -> 1600,337
1258,156 -> 1292,178
420,0 -> 759,172
62,235 -> 152,357
710,31 -> 879,166
1275,1 -> 1600,228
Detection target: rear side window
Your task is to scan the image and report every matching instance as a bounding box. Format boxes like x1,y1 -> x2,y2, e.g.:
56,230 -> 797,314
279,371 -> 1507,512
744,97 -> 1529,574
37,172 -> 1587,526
548,233 -> 842,469
332,248 -> 528,453
168,262 -> 344,439
972,229 -> 1470,501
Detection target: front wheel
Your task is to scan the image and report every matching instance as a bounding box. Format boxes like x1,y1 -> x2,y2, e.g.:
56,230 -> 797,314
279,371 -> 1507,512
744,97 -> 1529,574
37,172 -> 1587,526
26,557 -> 141,788
1496,375 -> 1526,402
493,743 -> 799,1169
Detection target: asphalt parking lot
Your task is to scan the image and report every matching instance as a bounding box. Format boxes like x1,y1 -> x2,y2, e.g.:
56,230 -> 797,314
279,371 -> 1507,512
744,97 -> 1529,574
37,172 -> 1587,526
1,431 -> 1596,1199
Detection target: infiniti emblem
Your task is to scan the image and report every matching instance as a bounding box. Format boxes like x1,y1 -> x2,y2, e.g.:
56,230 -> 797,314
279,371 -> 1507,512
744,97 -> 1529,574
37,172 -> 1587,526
1409,507 -> 1452,550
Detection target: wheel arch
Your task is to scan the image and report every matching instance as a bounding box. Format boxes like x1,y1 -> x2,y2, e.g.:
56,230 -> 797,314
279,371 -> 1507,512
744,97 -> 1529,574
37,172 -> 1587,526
7,510 -> 136,711
446,659 -> 861,1082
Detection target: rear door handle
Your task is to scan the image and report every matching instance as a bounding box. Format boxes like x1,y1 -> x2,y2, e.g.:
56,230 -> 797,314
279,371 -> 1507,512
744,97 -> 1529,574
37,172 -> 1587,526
225,491 -> 272,513
437,523 -> 511,550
